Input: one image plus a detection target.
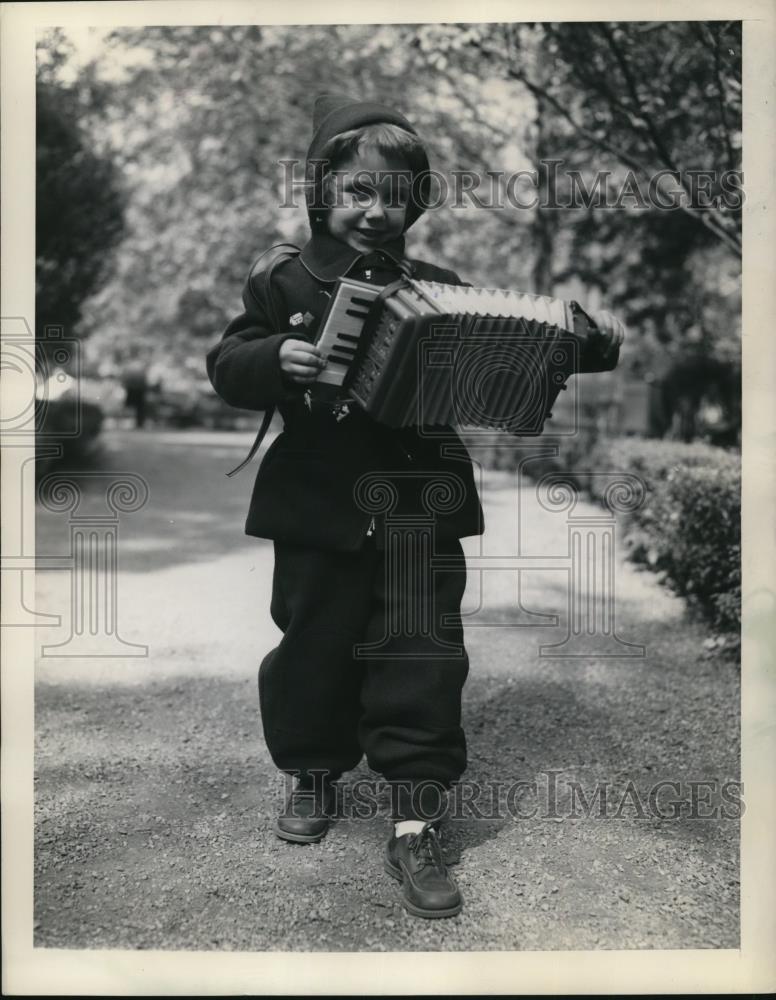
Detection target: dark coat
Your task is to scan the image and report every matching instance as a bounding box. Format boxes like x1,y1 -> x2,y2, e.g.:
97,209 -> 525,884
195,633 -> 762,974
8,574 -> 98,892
206,232 -> 485,552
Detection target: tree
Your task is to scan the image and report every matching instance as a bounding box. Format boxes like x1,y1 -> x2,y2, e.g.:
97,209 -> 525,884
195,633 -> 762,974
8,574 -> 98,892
57,24 -> 538,374
38,22 -> 742,441
470,21 -> 742,256
36,50 -> 126,355
416,21 -> 742,425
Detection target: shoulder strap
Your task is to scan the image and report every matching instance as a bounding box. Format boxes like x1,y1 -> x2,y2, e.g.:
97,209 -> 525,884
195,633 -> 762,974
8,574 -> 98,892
226,243 -> 300,478
245,242 -> 301,325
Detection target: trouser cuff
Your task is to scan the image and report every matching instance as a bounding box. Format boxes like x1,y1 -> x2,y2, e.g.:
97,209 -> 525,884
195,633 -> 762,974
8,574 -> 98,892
292,769 -> 339,790
390,780 -> 449,823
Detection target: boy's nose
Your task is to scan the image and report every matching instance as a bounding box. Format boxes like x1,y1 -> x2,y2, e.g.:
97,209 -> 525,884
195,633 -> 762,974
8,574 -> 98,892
364,196 -> 386,220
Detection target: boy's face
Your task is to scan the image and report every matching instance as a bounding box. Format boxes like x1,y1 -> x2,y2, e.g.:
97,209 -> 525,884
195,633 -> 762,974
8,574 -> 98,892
325,148 -> 411,253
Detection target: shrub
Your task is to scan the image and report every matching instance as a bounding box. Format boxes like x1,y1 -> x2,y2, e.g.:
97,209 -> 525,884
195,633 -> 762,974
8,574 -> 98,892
36,395 -> 104,476
658,463 -> 741,634
463,431 -> 740,642
579,436 -> 741,642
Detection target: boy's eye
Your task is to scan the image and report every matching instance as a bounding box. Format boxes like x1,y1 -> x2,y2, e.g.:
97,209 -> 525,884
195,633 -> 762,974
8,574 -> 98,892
343,186 -> 409,209
340,182 -> 374,202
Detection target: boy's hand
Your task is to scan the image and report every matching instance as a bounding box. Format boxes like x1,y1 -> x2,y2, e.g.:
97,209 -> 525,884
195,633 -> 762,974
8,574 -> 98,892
279,339 -> 327,384
589,309 -> 626,354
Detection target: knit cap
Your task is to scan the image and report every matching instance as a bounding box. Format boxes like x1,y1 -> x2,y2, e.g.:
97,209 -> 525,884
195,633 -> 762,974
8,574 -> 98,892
306,93 -> 431,231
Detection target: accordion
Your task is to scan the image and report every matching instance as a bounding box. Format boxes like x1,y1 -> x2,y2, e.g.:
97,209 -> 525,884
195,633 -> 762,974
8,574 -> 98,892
313,276 -> 618,433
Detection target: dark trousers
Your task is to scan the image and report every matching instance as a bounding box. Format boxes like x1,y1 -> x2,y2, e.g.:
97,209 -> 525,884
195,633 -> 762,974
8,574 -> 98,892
258,534 -> 469,820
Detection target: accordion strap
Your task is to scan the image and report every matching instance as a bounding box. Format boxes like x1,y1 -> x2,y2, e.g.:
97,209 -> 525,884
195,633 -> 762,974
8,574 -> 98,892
225,406 -> 275,478
226,243 -> 300,477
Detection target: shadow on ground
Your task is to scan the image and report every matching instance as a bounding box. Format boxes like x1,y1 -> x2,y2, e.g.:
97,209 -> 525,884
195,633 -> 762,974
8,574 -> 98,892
37,430 -> 263,573
34,428 -> 740,952
35,650 -> 740,951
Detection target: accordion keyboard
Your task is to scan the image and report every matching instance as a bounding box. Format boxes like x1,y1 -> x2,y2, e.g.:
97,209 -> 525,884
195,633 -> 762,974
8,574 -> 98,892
314,277 -> 380,387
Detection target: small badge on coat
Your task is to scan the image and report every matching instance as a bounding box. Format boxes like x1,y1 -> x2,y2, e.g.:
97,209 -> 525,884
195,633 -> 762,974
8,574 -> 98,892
302,311 -> 314,326
289,312 -> 304,326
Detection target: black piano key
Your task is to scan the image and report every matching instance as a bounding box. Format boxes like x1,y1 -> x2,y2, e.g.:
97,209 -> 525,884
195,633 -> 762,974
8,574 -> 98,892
328,353 -> 355,366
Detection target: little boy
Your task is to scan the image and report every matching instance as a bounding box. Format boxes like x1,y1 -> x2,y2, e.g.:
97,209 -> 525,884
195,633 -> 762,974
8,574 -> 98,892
206,94 -> 623,919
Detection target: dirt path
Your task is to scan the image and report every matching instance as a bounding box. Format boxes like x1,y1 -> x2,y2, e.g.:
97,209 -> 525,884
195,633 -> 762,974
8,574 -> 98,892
34,429 -> 740,951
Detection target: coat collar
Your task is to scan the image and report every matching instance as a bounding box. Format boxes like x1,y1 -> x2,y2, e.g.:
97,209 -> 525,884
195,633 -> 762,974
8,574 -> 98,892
299,231 -> 406,283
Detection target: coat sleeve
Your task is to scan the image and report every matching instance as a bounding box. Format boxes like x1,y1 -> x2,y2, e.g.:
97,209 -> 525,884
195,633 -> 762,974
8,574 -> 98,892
439,267 -> 472,289
206,271 -> 303,412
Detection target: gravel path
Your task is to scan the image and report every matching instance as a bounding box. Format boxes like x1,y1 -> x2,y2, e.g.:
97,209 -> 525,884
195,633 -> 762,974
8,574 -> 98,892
34,429 -> 740,951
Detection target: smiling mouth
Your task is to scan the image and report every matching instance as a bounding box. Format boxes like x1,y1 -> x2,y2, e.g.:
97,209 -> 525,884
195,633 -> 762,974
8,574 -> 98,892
357,229 -> 385,239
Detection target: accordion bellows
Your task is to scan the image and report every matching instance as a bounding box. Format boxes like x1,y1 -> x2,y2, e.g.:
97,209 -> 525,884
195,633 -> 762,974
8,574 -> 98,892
314,277 -> 608,433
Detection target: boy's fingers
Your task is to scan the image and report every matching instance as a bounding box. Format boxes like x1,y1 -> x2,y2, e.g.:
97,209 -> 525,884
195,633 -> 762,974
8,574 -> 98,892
280,340 -> 324,361
608,319 -> 626,346
285,362 -> 318,373
284,361 -> 326,376
285,364 -> 322,379
592,310 -> 626,347
289,341 -> 324,357
286,349 -> 326,367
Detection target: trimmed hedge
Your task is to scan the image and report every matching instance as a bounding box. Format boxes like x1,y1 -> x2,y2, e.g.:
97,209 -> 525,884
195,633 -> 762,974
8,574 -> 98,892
572,436 -> 740,640
472,432 -> 741,643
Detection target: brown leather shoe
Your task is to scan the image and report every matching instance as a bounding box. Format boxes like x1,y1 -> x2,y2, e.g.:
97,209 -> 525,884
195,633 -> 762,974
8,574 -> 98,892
384,823 -> 462,918
275,782 -> 336,843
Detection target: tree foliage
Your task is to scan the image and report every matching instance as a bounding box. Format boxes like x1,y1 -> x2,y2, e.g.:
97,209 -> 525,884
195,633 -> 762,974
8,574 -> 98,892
36,35 -> 126,347
36,21 -> 742,435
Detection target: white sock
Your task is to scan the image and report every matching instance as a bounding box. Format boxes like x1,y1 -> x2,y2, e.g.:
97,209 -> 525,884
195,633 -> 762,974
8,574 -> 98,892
394,820 -> 426,838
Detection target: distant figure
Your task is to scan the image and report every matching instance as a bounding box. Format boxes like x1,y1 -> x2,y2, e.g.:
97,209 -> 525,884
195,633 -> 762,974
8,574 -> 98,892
122,360 -> 148,428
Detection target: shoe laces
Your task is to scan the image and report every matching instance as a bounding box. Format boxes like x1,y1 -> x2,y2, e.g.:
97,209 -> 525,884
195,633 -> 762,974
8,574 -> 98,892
408,825 -> 447,875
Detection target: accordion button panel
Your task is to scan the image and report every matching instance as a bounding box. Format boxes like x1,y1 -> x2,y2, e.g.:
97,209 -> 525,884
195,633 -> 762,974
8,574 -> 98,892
313,277 -> 381,387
